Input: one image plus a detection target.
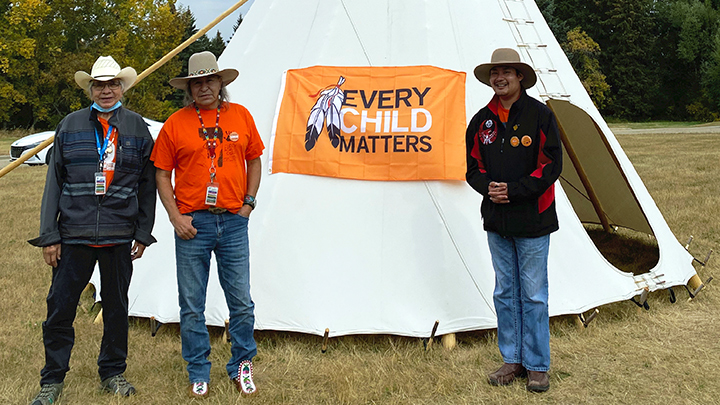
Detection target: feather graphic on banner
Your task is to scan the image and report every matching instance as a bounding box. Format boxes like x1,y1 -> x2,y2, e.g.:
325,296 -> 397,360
305,76 -> 345,151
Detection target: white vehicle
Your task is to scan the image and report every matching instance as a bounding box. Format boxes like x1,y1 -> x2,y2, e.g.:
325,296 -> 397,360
8,118 -> 162,166
9,131 -> 54,166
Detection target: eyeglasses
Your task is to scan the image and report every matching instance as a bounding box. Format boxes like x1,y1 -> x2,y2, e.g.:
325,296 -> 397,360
91,80 -> 122,90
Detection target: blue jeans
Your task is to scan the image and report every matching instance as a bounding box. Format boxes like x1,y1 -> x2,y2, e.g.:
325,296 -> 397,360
175,210 -> 257,383
487,232 -> 550,371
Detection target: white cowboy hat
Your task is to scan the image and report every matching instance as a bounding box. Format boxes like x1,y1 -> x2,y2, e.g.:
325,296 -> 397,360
74,56 -> 137,89
169,51 -> 239,89
473,48 -> 537,89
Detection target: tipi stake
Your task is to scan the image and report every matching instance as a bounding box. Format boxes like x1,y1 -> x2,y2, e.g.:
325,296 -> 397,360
577,308 -> 599,328
630,288 -> 650,311
688,276 -> 713,302
424,320 -> 439,351
321,328 -> 330,353
223,319 -> 231,343
94,308 -> 103,325
150,316 -> 163,337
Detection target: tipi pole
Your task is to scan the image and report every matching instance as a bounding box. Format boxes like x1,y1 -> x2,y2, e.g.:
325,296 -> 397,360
0,135 -> 54,179
128,0 -> 249,90
554,119 -> 612,232
0,0 -> 249,180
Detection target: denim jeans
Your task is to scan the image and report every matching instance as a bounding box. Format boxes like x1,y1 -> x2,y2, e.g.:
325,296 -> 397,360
487,232 -> 550,371
41,243 -> 132,384
175,210 -> 257,383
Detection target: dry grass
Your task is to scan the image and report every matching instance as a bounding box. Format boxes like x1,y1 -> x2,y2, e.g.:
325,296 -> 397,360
0,130 -> 718,404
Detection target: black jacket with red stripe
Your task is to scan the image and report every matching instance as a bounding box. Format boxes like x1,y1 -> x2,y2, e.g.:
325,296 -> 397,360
465,90 -> 562,237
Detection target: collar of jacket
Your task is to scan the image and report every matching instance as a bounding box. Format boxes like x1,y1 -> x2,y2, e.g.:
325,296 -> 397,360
487,88 -> 529,117
88,105 -> 127,135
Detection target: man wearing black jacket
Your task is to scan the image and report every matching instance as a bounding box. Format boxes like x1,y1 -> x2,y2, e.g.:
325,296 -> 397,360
466,48 -> 563,392
28,56 -> 156,405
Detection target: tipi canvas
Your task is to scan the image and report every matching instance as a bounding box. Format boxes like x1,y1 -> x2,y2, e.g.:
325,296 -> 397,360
95,0 -> 695,338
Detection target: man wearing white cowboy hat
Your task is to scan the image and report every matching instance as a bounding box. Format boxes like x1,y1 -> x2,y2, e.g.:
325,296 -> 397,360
28,55 -> 156,404
465,48 -> 563,392
152,51 -> 264,398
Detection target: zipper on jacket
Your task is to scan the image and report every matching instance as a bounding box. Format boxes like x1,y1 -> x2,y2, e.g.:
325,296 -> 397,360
95,197 -> 101,245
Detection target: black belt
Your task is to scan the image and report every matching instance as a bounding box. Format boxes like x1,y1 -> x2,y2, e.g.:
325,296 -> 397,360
207,207 -> 228,214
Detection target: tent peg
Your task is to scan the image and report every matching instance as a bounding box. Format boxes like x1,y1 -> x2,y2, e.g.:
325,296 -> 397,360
577,309 -> 599,328
94,308 -> 104,325
685,235 -> 694,250
150,316 -> 163,337
321,328 -> 330,353
423,320 -> 440,351
630,288 -> 650,310
694,249 -> 714,267
668,287 -> 677,303
687,276 -> 714,302
223,320 -> 231,343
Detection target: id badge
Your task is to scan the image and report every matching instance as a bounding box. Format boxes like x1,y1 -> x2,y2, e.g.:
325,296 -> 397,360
95,172 -> 106,195
205,182 -> 219,206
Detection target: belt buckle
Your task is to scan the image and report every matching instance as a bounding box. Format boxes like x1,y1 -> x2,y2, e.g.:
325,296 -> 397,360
208,207 -> 227,215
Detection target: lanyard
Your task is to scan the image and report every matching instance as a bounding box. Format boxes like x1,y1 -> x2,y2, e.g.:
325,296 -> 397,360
194,103 -> 221,182
95,125 -> 114,162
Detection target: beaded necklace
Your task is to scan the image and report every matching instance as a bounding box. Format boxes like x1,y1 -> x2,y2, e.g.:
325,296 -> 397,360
194,103 -> 221,182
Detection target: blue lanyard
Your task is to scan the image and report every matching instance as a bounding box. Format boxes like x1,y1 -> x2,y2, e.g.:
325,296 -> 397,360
95,125 -> 114,161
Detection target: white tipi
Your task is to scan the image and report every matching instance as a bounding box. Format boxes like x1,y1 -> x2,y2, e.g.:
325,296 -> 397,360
110,0 -> 695,338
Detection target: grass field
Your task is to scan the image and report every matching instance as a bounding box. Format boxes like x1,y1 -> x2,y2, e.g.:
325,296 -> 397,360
0,129 -> 718,404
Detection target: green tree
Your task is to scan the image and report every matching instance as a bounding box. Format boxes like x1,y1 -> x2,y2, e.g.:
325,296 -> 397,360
0,0 -> 52,128
1,0 -> 188,128
654,0 -> 720,120
590,0 -> 658,120
562,27 -> 610,109
166,8 -> 226,110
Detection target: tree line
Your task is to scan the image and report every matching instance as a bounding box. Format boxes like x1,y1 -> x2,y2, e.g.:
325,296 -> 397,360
0,0 -> 231,130
3,0 -> 720,130
539,0 -> 720,121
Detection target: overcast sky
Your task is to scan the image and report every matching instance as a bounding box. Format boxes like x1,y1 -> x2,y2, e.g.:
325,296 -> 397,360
176,0 -> 255,42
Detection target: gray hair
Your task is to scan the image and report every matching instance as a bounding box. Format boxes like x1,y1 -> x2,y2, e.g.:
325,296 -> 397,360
183,76 -> 229,107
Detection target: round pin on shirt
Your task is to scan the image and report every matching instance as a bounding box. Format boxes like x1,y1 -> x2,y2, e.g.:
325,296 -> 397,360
521,135 -> 532,147
510,136 -> 520,147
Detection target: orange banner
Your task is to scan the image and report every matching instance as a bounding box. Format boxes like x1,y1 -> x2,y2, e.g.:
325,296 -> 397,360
270,66 -> 466,181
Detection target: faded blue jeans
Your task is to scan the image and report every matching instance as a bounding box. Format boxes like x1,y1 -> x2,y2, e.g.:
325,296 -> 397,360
175,210 -> 257,383
487,232 -> 550,372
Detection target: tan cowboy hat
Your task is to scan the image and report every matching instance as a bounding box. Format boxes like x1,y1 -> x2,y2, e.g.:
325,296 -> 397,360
473,48 -> 537,89
74,56 -> 137,89
169,51 -> 239,89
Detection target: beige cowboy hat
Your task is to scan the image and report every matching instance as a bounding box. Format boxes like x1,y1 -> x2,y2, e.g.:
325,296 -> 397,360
473,48 -> 537,89
74,56 -> 137,89
169,51 -> 239,89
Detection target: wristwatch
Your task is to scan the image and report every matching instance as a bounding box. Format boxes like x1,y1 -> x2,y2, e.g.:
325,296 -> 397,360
243,195 -> 256,209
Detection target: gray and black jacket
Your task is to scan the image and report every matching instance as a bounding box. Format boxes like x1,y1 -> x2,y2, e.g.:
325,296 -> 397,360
29,106 -> 157,247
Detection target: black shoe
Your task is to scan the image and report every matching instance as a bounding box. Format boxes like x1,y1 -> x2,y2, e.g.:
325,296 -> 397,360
101,374 -> 136,396
29,382 -> 63,405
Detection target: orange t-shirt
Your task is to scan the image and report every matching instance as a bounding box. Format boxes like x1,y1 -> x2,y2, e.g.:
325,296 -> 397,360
498,103 -> 509,124
98,117 -> 118,186
151,102 -> 265,214
89,117 -> 118,248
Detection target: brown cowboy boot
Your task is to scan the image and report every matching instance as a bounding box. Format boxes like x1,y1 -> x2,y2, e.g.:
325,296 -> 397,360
487,363 -> 526,386
526,370 -> 550,392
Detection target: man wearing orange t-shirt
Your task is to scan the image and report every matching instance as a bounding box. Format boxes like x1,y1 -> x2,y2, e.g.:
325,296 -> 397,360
151,51 -> 263,398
